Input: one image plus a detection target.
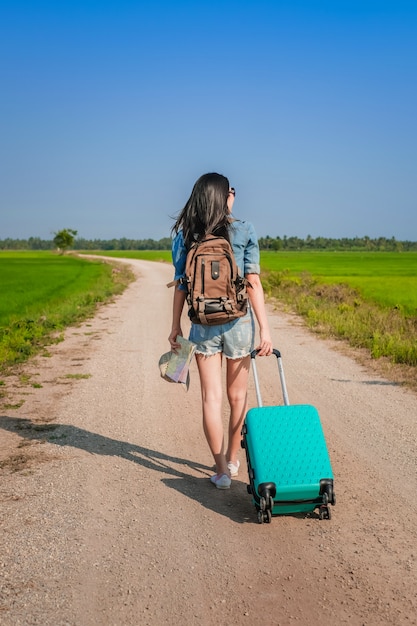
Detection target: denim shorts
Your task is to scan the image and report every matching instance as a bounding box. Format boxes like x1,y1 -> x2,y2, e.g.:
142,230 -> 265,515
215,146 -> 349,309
189,309 -> 255,359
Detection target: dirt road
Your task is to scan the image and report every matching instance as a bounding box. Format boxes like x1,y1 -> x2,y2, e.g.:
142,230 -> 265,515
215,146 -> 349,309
1,258 -> 417,626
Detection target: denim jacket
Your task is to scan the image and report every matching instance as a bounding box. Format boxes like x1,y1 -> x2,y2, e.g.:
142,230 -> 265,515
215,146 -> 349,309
171,218 -> 260,289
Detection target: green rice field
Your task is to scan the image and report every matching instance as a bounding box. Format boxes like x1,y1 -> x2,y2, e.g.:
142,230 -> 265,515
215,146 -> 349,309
0,252 -> 114,326
260,251 -> 417,317
0,251 -> 132,369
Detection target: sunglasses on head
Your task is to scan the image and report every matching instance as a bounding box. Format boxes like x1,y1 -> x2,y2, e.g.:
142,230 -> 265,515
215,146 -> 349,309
229,188 -> 236,197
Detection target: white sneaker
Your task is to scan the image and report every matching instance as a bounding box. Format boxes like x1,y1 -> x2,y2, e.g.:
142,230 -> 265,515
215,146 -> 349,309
227,460 -> 240,477
210,473 -> 232,489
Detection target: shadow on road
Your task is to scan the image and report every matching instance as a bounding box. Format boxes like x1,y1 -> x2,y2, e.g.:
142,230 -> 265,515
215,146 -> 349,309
161,477 -> 256,524
0,414 -> 257,524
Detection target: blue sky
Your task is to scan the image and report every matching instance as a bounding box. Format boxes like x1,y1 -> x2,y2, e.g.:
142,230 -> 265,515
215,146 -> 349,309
1,0 -> 416,241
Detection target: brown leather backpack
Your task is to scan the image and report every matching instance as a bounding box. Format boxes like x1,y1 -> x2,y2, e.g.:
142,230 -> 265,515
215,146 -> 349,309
181,235 -> 249,325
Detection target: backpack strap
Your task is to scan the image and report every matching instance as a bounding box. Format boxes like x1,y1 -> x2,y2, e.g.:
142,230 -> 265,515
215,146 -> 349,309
198,299 -> 208,325
167,277 -> 190,289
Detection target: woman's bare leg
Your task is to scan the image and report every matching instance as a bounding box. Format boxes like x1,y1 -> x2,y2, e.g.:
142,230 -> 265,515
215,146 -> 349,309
226,355 -> 251,464
195,353 -> 229,476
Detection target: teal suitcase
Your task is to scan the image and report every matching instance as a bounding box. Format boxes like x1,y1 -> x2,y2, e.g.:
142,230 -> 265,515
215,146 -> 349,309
242,349 -> 335,523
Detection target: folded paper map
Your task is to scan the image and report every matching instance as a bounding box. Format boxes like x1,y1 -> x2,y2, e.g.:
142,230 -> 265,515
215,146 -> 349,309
158,336 -> 196,390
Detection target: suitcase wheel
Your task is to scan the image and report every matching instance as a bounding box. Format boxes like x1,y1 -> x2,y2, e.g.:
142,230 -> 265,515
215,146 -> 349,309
319,505 -> 331,520
320,479 -> 336,507
259,495 -> 274,512
257,509 -> 272,524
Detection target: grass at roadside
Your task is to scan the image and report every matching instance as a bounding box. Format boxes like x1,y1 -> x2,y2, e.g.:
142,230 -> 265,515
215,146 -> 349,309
262,270 -> 417,373
0,252 -> 134,372
260,251 -> 417,379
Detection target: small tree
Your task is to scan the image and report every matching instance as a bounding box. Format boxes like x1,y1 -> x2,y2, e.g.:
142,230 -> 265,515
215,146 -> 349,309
53,228 -> 78,254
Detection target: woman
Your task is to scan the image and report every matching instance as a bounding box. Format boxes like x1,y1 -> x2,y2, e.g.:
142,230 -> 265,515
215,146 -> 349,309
168,173 -> 273,489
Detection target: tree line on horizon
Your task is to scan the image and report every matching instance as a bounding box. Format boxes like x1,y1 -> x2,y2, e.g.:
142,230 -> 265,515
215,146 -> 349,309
0,234 -> 416,252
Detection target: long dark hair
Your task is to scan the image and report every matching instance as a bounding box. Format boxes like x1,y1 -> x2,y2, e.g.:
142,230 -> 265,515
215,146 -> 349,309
172,173 -> 231,249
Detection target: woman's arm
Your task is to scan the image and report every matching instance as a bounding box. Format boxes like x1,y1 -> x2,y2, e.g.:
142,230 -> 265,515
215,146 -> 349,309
246,273 -> 273,356
169,230 -> 188,351
168,286 -> 187,352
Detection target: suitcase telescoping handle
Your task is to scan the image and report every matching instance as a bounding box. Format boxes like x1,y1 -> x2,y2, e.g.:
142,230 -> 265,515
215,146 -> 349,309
250,348 -> 290,408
